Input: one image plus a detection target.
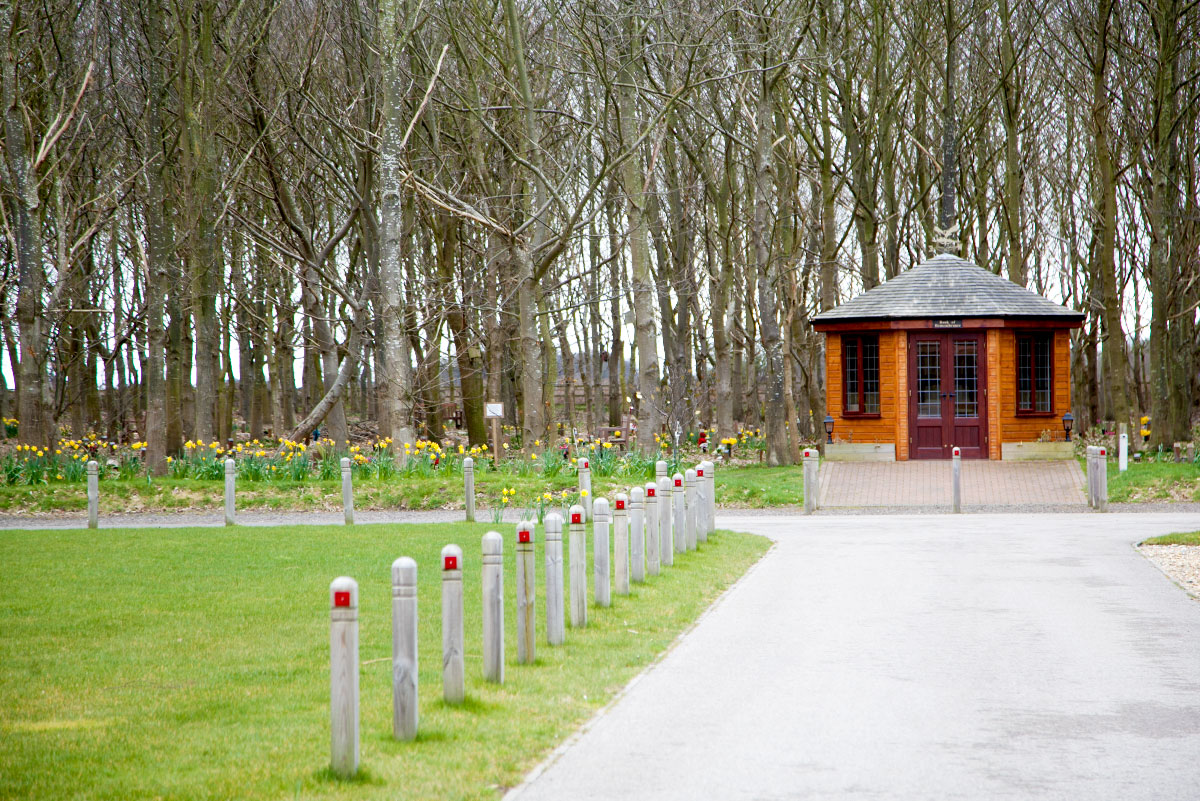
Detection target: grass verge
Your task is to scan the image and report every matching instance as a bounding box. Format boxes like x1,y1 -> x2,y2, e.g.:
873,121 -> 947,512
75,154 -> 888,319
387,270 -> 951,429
0,521 -> 769,800
1142,531 -> 1200,546
713,464 -> 804,507
1106,461 -> 1200,503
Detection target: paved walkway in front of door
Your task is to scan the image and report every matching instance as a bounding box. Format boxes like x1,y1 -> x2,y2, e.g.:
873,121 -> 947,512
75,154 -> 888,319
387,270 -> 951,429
819,459 -> 1087,508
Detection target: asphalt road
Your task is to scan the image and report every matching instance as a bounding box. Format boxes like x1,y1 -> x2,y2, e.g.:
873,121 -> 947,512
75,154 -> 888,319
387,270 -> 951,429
506,512 -> 1200,801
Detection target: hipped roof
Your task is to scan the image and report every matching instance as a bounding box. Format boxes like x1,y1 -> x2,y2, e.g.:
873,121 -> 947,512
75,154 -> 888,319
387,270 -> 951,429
810,254 -> 1085,325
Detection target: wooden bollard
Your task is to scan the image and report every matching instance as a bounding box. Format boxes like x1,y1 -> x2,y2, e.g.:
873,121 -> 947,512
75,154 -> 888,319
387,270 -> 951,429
672,473 -> 686,555
657,476 -> 673,567
702,460 -> 716,535
629,487 -> 646,583
684,468 -> 698,550
1119,432 -> 1129,472
1086,446 -> 1097,509
515,520 -> 536,664
341,457 -> 355,525
544,513 -> 565,645
802,450 -> 818,516
613,494 -> 630,594
568,504 -> 587,627
224,458 -> 236,526
481,532 -> 504,683
1097,447 -> 1108,512
644,482 -> 660,576
329,576 -> 359,778
952,447 -> 962,514
695,463 -> 710,542
593,498 -> 611,607
441,544 -> 465,703
463,456 -> 475,522
579,458 -> 593,521
87,460 -> 99,529
391,557 -> 418,741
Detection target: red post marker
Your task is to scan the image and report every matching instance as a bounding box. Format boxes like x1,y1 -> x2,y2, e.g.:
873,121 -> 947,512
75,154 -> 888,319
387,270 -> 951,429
1100,448 -> 1106,456
582,459 -> 589,469
616,499 -> 625,510
675,478 -> 682,487
334,591 -> 351,608
444,555 -> 458,571
953,447 -> 961,457
518,528 -> 531,544
571,512 -> 582,524
697,469 -> 704,477
647,487 -> 656,498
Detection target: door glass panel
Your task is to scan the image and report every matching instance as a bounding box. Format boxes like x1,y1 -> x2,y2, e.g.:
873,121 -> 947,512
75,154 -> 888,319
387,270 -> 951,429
954,340 -> 978,418
917,341 -> 940,418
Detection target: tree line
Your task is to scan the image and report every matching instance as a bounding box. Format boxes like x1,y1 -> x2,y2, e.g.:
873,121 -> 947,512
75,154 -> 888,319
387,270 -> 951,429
1,0 -> 1197,469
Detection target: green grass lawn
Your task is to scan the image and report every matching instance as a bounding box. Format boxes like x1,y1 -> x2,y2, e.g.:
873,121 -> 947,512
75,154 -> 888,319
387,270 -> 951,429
1142,531 -> 1200,545
1105,460 -> 1200,503
713,464 -> 805,507
0,522 -> 769,800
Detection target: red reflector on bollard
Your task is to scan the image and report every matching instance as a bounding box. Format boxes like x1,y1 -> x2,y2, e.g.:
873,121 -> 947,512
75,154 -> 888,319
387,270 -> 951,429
334,591 -> 350,607
675,478 -> 682,487
1100,449 -> 1106,456
697,469 -> 704,477
616,499 -> 625,510
647,488 -> 655,497
583,460 -> 589,468
444,555 -> 458,571
571,512 -> 582,524
518,530 -> 531,543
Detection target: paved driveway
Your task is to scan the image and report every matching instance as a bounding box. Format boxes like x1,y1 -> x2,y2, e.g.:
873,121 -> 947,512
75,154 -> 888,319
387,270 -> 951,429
507,513 -> 1200,800
820,460 -> 1087,508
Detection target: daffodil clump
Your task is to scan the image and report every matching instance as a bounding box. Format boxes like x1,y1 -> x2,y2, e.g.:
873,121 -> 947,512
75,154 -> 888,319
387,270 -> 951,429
1,434 -> 145,485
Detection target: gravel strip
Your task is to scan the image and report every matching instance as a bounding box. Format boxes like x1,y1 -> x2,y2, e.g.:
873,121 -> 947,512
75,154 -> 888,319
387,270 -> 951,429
1139,544 -> 1200,600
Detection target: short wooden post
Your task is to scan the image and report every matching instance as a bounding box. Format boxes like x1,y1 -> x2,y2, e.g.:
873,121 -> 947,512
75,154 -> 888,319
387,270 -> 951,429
1086,446 -> 1096,508
952,447 -> 962,514
329,576 -> 359,778
655,459 -> 668,484
702,460 -> 716,535
1189,443 -> 1196,464
515,520 -> 536,664
341,457 -> 354,525
1119,431 -> 1129,472
593,498 -> 611,607
568,504 -> 587,627
697,462 -> 713,542
441,544 -> 465,703
802,450 -> 818,515
544,512 -> 565,645
644,482 -> 660,576
481,532 -> 504,684
224,458 -> 236,526
657,477 -> 673,567
391,557 -> 418,741
629,487 -> 645,583
87,460 -> 99,529
1097,447 -> 1108,512
613,494 -> 630,594
579,458 -> 593,521
684,468 -> 698,550
463,456 -> 475,522
672,473 -> 686,554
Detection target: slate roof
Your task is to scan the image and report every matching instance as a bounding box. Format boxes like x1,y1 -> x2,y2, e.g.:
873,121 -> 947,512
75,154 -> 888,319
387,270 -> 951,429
810,254 -> 1085,324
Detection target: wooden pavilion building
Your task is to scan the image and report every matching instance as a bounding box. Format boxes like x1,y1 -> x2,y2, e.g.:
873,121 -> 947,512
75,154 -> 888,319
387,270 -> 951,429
810,254 -> 1085,460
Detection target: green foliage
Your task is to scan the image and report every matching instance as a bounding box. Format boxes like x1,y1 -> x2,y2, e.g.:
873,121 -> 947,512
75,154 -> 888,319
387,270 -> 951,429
1142,530 -> 1200,545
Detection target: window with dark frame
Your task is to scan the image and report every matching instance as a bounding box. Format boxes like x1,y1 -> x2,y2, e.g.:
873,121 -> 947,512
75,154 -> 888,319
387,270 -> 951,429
1016,333 -> 1053,414
842,334 -> 880,415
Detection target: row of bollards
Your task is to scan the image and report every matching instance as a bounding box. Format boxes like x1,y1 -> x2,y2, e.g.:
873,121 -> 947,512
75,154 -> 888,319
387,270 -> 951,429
328,457 -> 719,779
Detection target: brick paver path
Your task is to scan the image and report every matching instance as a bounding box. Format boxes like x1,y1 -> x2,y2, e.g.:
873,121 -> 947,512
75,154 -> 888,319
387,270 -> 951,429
819,459 -> 1087,507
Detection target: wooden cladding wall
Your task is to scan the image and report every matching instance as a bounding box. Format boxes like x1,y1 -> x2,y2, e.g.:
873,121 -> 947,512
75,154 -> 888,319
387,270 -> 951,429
825,331 -> 903,446
996,329 -> 1072,445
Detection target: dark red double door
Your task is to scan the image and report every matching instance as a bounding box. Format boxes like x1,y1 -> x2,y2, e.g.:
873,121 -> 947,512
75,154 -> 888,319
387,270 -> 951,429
908,332 -> 988,459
